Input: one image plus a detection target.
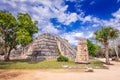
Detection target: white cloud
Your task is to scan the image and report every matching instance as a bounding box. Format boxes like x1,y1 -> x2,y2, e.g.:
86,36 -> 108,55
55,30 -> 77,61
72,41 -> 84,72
89,1 -> 95,5
117,0 -> 120,3
66,0 -> 84,2
101,9 -> 120,30
66,0 -> 76,2
79,15 -> 102,26
57,12 -> 78,25
0,0 -> 79,35
61,31 -> 84,46
41,22 -> 60,34
0,0 -> 120,46
112,9 -> 120,19
61,30 -> 94,46
83,15 -> 92,22
92,24 -> 100,27
86,31 -> 94,39
78,9 -> 120,29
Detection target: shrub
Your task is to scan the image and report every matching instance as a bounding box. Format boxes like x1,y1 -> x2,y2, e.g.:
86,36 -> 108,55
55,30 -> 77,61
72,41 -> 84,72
57,55 -> 69,62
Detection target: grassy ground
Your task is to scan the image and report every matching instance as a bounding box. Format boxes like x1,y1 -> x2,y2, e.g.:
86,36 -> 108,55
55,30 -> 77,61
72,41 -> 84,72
0,59 -> 105,69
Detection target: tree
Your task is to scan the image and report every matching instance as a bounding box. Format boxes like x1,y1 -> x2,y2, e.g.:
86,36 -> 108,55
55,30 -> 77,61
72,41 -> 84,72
87,39 -> 98,56
94,26 -> 119,64
109,36 -> 120,60
0,11 -> 38,61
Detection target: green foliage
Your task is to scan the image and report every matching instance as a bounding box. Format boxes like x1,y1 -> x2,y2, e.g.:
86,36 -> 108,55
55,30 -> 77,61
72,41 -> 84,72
94,27 -> 119,43
94,26 -> 119,64
16,13 -> 38,46
57,55 -> 69,62
0,11 -> 38,60
0,11 -> 17,48
87,39 -> 99,56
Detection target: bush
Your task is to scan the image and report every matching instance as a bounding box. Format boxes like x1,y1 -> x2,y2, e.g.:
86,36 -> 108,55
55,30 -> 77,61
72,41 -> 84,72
87,39 -> 99,56
57,55 -> 69,62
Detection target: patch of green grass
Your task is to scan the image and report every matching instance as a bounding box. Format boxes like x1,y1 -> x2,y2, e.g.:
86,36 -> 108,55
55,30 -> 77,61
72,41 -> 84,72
0,59 -> 105,69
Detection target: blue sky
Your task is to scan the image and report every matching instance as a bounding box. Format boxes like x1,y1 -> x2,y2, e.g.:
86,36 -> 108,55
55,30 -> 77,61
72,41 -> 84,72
0,0 -> 120,46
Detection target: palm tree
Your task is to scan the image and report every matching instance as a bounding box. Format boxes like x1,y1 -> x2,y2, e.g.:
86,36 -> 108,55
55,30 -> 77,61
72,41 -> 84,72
94,26 -> 119,64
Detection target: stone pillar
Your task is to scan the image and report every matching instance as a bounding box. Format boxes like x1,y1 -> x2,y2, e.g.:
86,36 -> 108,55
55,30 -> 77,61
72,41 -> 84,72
75,39 -> 90,64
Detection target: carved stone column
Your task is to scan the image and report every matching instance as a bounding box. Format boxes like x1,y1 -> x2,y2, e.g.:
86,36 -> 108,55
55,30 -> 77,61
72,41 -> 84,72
75,39 -> 90,64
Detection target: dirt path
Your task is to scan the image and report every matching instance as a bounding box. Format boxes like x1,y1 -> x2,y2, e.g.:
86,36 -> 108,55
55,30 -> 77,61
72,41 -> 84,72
0,59 -> 120,80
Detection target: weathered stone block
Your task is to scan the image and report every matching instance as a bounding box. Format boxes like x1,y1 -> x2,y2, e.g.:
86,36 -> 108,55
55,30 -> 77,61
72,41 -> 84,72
75,39 -> 90,64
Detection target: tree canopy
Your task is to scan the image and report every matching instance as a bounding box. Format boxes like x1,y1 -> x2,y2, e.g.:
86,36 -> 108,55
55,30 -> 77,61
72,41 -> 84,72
87,39 -> 99,56
94,26 -> 119,64
0,11 -> 38,61
94,27 -> 119,43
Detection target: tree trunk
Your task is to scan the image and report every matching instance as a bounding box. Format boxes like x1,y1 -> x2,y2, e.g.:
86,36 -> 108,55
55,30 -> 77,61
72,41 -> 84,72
22,47 -> 25,54
4,53 -> 10,61
4,49 -> 11,61
113,39 -> 119,61
104,42 -> 110,64
115,46 -> 119,61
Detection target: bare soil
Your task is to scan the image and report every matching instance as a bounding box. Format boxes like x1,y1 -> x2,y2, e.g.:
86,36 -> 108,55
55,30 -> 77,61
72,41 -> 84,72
0,59 -> 120,80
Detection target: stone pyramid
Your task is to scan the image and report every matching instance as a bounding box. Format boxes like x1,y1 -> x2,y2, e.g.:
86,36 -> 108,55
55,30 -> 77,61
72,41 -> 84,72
11,33 -> 76,61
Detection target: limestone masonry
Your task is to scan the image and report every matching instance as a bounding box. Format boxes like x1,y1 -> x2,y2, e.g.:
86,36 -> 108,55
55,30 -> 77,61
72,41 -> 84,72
75,39 -> 90,64
11,33 -> 76,61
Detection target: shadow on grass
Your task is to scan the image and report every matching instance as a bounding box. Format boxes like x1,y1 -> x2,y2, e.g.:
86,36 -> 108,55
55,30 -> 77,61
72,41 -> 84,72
0,59 -> 47,69
0,59 -> 45,64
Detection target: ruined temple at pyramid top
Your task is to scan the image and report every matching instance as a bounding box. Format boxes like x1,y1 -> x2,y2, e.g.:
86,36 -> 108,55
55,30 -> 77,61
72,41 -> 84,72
11,33 -> 76,61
